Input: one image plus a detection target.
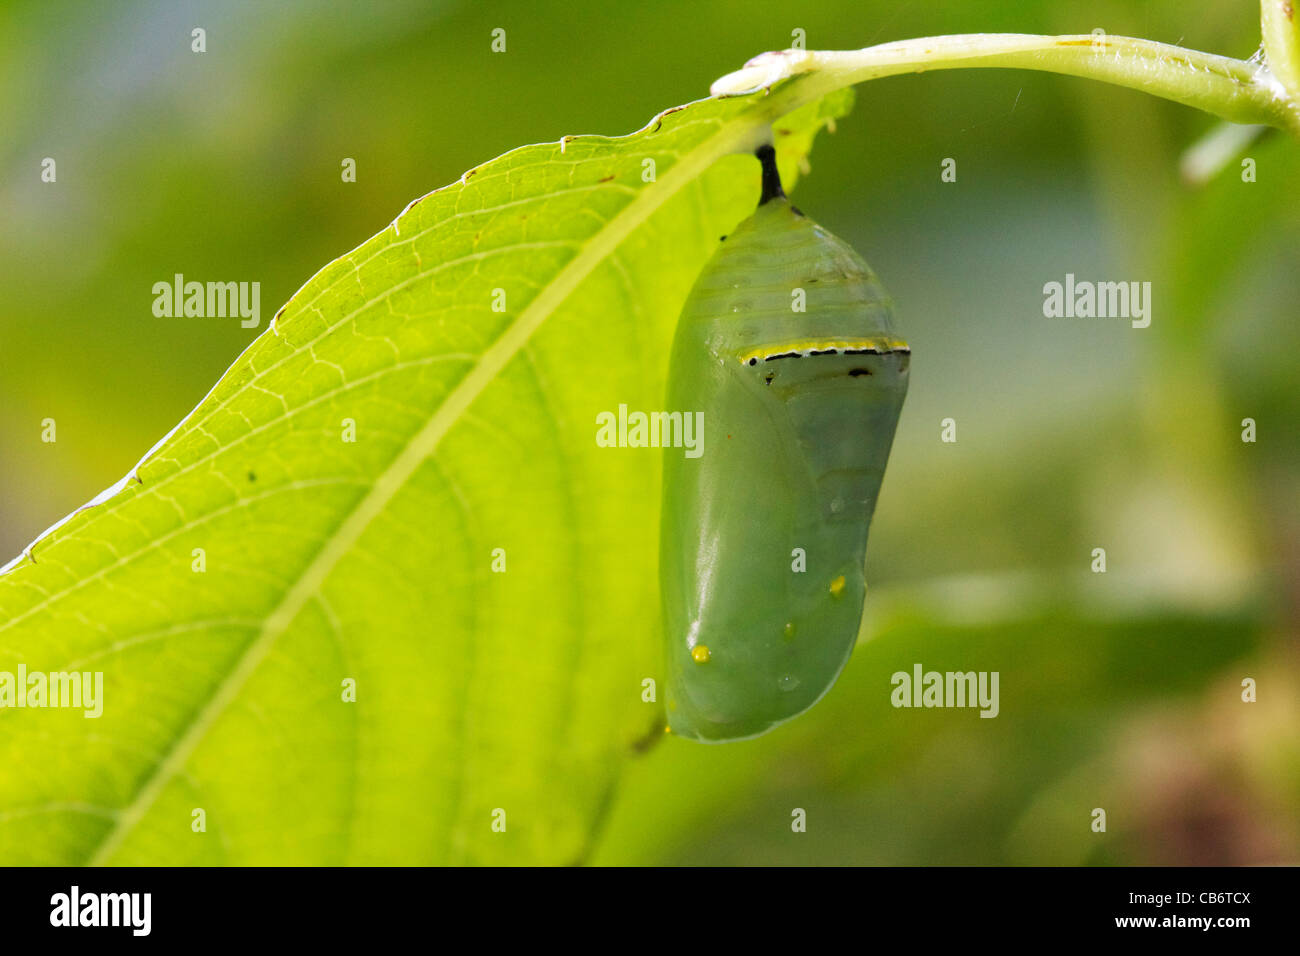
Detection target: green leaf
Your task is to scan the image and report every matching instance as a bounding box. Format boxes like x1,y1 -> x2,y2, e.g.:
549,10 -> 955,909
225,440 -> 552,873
0,87 -> 852,865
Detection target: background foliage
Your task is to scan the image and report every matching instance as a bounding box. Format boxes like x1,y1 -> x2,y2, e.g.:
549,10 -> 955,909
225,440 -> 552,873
1,0 -> 1295,864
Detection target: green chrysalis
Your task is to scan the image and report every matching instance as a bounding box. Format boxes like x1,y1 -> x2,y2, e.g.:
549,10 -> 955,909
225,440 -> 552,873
659,145 -> 909,742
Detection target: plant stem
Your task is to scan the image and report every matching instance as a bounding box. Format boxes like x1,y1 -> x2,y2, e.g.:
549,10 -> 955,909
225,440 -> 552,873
713,34 -> 1300,137
1261,0 -> 1300,95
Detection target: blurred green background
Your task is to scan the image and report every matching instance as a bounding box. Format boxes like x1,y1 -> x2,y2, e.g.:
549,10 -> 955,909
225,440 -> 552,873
2,0 -> 1295,864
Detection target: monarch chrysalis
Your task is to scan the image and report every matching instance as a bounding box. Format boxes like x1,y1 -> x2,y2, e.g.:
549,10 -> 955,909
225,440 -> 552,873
659,145 -> 909,742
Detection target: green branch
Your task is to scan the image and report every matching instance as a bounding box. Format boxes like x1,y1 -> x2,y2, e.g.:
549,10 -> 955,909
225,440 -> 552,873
1261,0 -> 1300,94
713,33 -> 1300,137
